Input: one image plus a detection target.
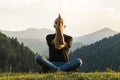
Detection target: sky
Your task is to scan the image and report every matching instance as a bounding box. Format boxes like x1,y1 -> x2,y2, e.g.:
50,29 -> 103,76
0,0 -> 120,36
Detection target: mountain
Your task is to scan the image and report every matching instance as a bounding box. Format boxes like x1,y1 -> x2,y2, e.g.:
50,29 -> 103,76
0,31 -> 40,72
70,33 -> 120,72
74,28 -> 119,44
1,28 -> 54,40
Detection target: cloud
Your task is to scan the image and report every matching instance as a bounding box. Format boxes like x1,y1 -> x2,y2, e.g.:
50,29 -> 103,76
0,0 -> 41,8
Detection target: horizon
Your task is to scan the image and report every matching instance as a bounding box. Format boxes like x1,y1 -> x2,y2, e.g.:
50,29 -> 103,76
1,27 -> 119,37
0,0 -> 120,36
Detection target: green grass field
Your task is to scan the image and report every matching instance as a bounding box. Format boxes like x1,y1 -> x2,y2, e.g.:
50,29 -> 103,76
0,72 -> 120,80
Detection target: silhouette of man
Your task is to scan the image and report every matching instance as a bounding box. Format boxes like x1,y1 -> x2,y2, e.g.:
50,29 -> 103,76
35,14 -> 82,72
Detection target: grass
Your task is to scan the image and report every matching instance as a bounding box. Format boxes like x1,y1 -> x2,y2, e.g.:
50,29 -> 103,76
0,72 -> 120,80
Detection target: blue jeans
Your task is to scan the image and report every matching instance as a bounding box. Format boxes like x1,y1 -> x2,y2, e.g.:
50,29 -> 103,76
35,54 -> 82,72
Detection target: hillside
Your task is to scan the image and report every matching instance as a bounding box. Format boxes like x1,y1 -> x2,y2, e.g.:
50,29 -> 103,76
74,27 -> 118,44
0,31 -> 40,72
19,39 -> 49,58
71,42 -> 85,52
70,33 -> 120,72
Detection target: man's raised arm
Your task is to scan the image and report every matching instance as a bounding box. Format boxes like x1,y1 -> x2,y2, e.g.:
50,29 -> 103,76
52,14 -> 66,49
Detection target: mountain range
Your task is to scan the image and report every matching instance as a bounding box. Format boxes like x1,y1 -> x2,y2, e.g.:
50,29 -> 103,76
1,27 -> 119,57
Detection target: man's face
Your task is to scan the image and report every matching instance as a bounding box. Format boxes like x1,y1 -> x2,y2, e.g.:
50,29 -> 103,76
54,15 -> 66,31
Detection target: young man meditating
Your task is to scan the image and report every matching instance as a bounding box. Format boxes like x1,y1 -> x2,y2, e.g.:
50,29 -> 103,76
35,14 -> 82,72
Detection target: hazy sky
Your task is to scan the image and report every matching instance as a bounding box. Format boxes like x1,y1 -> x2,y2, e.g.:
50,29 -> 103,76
0,0 -> 120,36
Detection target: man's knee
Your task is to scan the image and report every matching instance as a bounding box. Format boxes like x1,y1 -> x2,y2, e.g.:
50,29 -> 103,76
74,58 -> 83,66
35,54 -> 43,63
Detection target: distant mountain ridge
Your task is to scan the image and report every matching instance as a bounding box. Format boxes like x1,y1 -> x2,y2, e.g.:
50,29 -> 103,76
1,28 -> 54,40
1,27 -> 118,57
74,27 -> 119,44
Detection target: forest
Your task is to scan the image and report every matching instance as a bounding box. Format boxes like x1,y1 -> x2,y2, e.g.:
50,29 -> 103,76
70,33 -> 120,72
0,31 -> 40,72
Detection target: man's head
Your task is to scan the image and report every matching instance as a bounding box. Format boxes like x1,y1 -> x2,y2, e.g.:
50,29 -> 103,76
54,14 -> 66,32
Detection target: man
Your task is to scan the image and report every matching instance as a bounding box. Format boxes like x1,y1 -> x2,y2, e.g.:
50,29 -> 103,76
35,14 -> 82,72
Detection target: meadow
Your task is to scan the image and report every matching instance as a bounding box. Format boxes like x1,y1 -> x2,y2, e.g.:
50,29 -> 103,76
0,72 -> 120,80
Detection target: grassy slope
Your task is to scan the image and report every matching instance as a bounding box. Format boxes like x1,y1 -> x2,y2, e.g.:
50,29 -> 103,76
0,72 -> 120,80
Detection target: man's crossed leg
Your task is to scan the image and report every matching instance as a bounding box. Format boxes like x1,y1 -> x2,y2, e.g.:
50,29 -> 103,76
35,54 -> 82,72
